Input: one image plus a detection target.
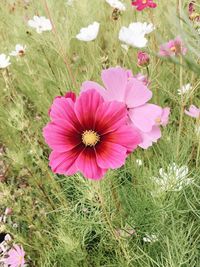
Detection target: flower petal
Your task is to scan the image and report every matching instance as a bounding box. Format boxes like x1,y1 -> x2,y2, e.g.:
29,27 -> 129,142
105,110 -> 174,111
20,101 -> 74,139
101,67 -> 128,102
129,104 -> 162,132
76,148 -> 107,179
49,146 -> 83,175
75,89 -> 104,129
125,78 -> 152,108
96,142 -> 127,169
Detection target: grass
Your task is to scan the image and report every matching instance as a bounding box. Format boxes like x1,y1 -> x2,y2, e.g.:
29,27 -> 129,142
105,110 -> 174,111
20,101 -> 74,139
0,0 -> 200,266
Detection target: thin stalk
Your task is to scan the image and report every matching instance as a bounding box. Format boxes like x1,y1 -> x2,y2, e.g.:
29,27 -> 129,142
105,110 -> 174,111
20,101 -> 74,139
42,0 -> 78,89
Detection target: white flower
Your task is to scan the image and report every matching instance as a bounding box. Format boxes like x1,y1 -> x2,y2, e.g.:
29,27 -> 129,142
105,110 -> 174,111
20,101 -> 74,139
177,83 -> 192,95
10,44 -> 26,57
136,159 -> 143,166
0,54 -> 11,69
106,0 -> 126,11
119,22 -> 155,48
66,0 -> 73,5
143,234 -> 158,243
28,16 -> 52,34
76,22 -> 100,42
154,163 -> 193,192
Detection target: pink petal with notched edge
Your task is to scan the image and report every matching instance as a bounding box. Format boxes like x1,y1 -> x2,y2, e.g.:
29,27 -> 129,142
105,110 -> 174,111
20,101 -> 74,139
125,78 -> 152,108
75,89 -> 104,129
76,148 -> 107,180
43,120 -> 81,152
161,107 -> 170,126
139,126 -> 161,149
96,142 -> 127,169
102,125 -> 142,152
185,105 -> 200,118
101,67 -> 128,102
81,81 -> 107,99
49,97 -> 83,131
94,100 -> 128,135
129,104 -> 162,132
49,146 -> 83,175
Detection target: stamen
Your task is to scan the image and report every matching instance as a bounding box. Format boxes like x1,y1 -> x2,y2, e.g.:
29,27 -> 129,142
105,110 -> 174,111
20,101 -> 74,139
82,130 -> 100,147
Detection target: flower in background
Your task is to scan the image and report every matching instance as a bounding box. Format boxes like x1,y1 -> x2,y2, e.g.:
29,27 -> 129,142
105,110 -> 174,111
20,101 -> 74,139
66,0 -> 74,5
137,51 -> 150,67
106,0 -> 126,11
3,244 -> 25,267
154,163 -> 193,192
10,44 -> 26,57
131,0 -> 157,11
119,22 -> 155,48
188,1 -> 200,21
43,90 -> 141,180
143,234 -> 158,243
185,105 -> 200,118
76,22 -> 100,42
177,83 -> 192,95
0,54 -> 11,69
159,37 -> 187,57
81,67 -> 170,149
136,159 -> 143,166
133,73 -> 150,86
28,16 -> 52,33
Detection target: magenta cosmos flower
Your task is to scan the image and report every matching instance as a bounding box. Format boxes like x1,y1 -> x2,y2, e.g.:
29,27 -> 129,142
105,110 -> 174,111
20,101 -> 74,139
159,37 -> 187,57
43,89 -> 141,180
81,67 -> 170,149
185,105 -> 200,118
131,0 -> 157,11
3,244 -> 25,267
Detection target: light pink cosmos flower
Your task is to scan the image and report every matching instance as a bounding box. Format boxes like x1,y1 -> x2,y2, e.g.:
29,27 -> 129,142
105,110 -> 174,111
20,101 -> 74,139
43,89 -> 141,180
133,73 -> 150,86
159,37 -> 187,57
185,105 -> 200,118
81,67 -> 170,149
131,0 -> 157,11
3,244 -> 26,267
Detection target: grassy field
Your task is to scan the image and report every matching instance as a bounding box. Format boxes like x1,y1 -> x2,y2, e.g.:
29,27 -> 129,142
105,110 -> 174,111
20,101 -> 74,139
0,0 -> 200,266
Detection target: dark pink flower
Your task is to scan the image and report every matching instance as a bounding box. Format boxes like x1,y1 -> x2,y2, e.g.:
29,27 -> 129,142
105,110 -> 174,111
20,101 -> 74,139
131,0 -> 157,11
3,244 -> 25,267
43,90 -> 141,180
159,37 -> 187,57
81,67 -> 170,149
137,51 -> 150,67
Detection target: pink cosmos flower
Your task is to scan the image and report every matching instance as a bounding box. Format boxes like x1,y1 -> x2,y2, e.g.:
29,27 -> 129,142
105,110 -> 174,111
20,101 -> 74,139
81,67 -> 170,149
134,73 -> 150,86
159,37 -> 187,57
43,89 -> 141,180
131,0 -> 157,11
3,244 -> 25,267
185,105 -> 200,118
137,51 -> 150,67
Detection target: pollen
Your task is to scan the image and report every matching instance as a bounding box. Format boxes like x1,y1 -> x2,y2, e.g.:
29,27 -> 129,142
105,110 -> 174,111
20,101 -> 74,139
82,130 -> 100,147
155,117 -> 161,124
142,0 -> 147,3
170,46 -> 176,52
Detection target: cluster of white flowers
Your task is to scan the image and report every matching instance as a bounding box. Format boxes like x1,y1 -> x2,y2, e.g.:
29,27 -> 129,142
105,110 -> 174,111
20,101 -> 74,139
177,83 -> 192,95
153,163 -> 193,193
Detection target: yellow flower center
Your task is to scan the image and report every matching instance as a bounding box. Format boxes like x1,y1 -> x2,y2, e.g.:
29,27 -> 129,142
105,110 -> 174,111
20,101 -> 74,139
170,46 -> 176,52
82,130 -> 100,147
155,117 -> 161,124
142,0 -> 147,3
